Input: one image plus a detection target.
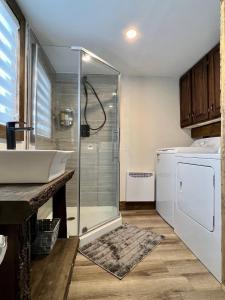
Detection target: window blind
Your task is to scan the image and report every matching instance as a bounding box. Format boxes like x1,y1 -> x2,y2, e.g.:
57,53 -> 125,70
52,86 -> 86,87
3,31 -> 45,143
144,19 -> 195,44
35,59 -> 52,138
0,0 -> 19,125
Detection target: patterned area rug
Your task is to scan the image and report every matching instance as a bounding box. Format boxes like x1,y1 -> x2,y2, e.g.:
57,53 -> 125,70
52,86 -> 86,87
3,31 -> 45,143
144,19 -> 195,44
79,223 -> 164,279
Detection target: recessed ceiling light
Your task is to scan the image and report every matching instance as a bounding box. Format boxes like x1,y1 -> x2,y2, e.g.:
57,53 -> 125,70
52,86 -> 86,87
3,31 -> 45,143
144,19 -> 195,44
126,28 -> 137,40
82,54 -> 91,62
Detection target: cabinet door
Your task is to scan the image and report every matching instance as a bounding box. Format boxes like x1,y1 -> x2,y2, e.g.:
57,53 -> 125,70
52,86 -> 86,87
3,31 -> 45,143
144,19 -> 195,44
191,57 -> 208,124
180,72 -> 192,127
208,45 -> 220,119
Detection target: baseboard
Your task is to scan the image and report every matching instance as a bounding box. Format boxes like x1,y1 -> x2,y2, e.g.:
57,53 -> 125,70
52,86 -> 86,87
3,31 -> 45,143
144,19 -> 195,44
119,201 -> 156,211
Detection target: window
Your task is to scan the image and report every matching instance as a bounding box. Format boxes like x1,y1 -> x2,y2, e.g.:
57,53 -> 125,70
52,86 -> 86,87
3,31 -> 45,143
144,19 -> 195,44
35,59 -> 52,138
0,0 -> 25,139
0,0 -> 19,125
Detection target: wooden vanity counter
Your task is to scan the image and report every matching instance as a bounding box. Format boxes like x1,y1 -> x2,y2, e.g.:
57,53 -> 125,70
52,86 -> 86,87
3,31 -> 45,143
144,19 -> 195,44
0,170 -> 78,300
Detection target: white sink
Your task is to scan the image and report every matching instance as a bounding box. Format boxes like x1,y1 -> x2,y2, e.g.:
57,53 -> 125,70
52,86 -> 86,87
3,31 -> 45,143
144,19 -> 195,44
0,150 -> 73,183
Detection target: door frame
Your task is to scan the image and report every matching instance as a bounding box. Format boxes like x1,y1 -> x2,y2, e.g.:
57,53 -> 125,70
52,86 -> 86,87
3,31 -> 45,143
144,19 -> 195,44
220,0 -> 225,285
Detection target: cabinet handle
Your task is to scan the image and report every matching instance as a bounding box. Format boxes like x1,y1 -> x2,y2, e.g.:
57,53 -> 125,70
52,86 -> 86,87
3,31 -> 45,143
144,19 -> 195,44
211,104 -> 214,111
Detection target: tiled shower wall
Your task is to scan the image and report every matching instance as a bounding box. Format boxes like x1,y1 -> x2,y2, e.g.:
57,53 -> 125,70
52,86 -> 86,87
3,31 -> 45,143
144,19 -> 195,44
53,73 -> 118,207
54,73 -> 79,208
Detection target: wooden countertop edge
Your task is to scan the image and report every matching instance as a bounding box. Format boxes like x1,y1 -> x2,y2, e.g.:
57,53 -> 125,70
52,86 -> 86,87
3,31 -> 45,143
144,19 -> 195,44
0,170 -> 75,224
29,170 -> 75,211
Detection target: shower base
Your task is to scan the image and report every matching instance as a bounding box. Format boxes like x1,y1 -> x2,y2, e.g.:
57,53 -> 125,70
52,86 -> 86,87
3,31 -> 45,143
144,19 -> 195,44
79,215 -> 122,247
48,206 -> 122,245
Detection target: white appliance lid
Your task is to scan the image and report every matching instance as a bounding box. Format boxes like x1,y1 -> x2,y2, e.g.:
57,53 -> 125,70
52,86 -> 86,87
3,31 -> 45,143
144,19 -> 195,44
157,137 -> 220,154
190,137 -> 220,153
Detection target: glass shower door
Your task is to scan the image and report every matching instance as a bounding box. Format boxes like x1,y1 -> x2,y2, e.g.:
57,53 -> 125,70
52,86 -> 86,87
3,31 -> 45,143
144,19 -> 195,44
79,50 -> 120,235
29,43 -> 80,236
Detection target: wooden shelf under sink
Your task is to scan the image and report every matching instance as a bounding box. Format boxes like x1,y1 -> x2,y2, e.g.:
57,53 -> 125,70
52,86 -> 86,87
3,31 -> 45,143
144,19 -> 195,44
31,237 -> 79,300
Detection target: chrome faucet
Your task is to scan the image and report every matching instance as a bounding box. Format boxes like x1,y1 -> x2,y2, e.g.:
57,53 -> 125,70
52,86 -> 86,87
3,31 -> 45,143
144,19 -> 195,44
6,121 -> 33,150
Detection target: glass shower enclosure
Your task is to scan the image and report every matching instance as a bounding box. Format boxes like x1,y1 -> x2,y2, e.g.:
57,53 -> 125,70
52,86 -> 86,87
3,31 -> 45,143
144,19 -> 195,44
29,42 -> 120,238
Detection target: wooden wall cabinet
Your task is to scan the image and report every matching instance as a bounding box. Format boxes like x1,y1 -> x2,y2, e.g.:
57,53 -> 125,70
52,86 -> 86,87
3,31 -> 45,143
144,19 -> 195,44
180,44 -> 220,128
191,57 -> 208,124
208,45 -> 220,119
180,72 -> 192,127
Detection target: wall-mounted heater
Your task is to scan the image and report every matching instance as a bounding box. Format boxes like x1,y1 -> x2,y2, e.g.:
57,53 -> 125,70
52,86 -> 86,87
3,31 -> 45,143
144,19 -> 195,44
126,171 -> 155,202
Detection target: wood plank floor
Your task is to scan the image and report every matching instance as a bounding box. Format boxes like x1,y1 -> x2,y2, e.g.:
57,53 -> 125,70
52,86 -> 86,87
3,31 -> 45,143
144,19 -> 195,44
68,210 -> 225,300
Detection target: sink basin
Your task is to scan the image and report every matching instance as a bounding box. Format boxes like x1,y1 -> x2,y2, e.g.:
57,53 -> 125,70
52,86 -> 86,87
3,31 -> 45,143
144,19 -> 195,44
0,150 -> 73,183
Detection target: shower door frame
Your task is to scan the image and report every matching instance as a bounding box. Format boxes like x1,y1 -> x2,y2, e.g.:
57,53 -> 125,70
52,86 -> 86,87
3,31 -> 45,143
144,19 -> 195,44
72,47 -> 121,236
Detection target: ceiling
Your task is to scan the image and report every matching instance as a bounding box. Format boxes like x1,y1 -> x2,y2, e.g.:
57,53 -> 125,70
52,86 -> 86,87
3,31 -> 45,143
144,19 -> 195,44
17,0 -> 220,77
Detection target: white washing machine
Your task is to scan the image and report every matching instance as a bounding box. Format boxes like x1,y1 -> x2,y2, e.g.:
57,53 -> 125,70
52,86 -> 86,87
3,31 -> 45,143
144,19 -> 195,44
174,137 -> 221,282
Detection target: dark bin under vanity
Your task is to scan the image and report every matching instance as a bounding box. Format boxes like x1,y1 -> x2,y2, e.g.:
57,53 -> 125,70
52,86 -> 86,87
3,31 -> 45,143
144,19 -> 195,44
31,218 -> 61,256
0,170 -> 79,300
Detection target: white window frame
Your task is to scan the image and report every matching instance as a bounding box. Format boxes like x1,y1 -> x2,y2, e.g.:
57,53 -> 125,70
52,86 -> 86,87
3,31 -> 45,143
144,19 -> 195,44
0,0 -> 20,127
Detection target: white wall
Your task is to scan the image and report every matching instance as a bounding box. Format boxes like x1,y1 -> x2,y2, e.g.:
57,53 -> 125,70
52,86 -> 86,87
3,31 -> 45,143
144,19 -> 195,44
1,75 -> 192,206
120,76 -> 193,202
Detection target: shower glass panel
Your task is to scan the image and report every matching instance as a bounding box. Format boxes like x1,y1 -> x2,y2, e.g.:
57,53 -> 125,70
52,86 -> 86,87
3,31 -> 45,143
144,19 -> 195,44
79,50 -> 120,235
30,45 -> 80,236
30,44 -> 120,237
